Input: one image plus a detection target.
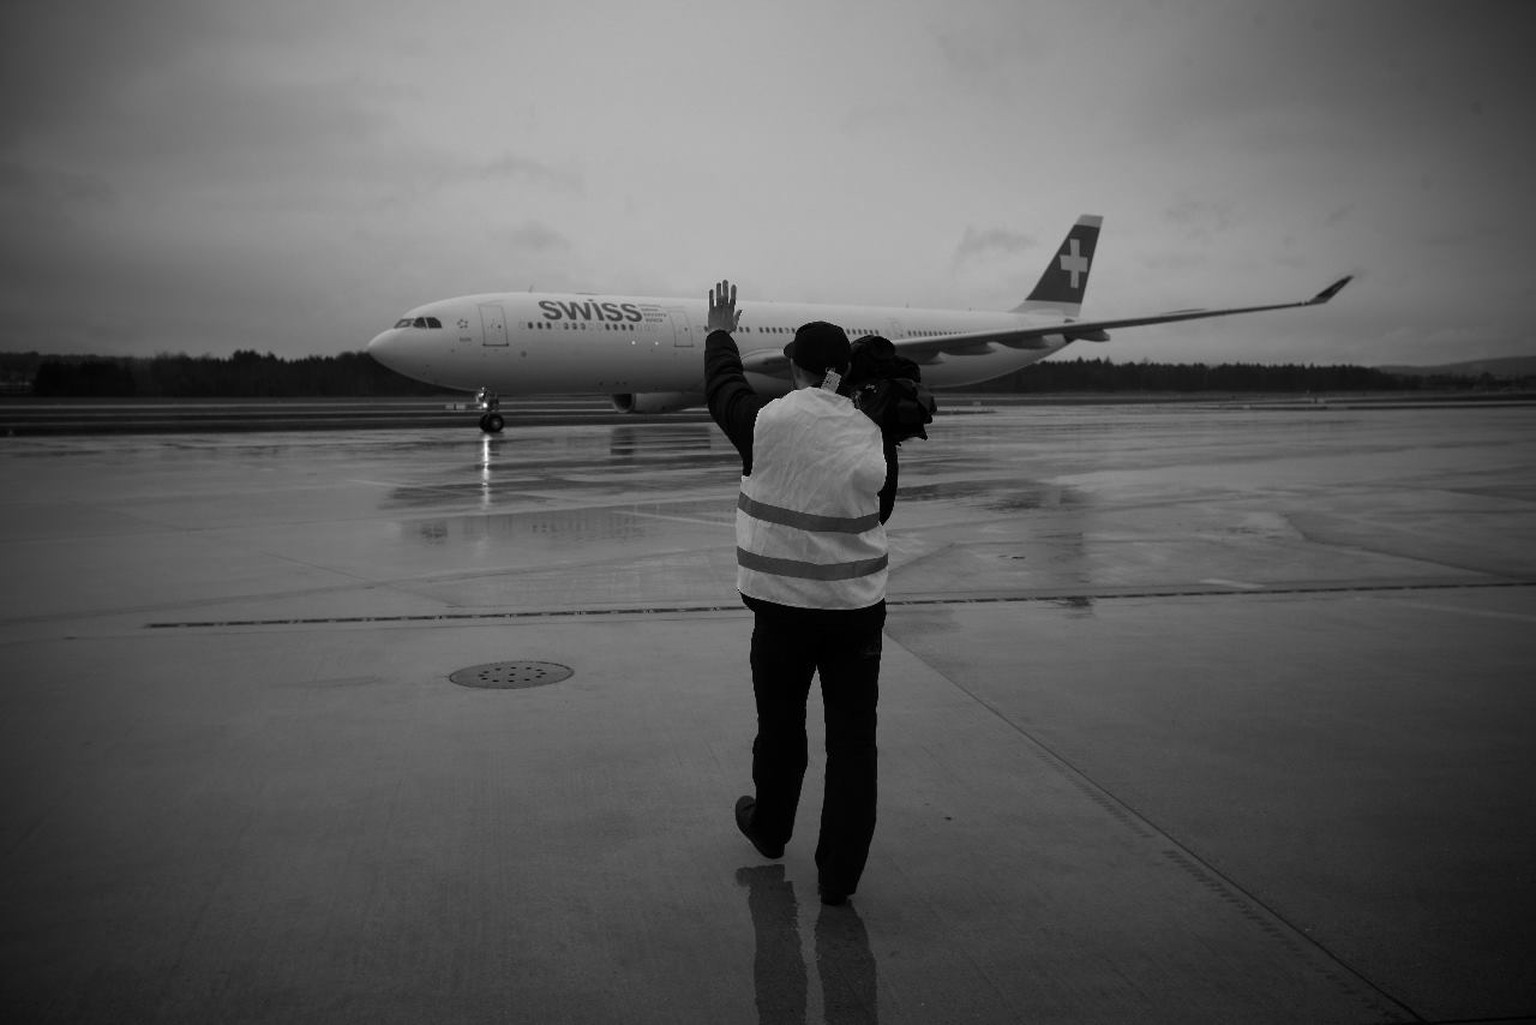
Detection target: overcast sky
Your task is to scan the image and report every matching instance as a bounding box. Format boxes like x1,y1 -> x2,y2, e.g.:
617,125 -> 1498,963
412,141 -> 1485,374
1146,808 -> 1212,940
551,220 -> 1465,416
2,0 -> 1533,366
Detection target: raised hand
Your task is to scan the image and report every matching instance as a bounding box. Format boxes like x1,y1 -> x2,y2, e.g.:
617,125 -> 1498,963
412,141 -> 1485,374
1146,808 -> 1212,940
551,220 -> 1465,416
707,279 -> 741,334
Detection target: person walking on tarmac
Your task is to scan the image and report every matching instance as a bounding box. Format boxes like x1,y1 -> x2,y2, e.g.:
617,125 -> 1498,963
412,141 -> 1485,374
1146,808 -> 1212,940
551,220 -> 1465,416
704,279 -> 896,907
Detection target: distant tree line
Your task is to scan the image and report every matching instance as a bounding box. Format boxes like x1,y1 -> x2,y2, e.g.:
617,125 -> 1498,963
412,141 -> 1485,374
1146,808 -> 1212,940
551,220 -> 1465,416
0,350 -> 1529,398
12,350 -> 441,398
972,358 -> 1528,394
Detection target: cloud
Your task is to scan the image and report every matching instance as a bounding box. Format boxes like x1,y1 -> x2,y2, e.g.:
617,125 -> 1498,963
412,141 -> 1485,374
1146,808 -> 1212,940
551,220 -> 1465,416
480,154 -> 584,195
1162,199 -> 1236,241
925,7 -> 1056,104
837,102 -> 914,138
0,1 -> 222,137
490,220 -> 571,254
1324,204 -> 1354,227
0,161 -> 116,217
953,226 -> 1038,266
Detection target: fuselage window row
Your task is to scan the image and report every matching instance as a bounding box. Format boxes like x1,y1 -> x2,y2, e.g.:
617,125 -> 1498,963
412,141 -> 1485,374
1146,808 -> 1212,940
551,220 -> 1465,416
498,319 -> 920,337
520,322 -> 637,331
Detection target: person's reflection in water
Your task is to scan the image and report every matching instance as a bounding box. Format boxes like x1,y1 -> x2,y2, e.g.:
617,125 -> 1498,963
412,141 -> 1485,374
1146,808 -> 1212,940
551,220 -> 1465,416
815,904 -> 878,1025
737,866 -> 806,1024
737,866 -> 878,1025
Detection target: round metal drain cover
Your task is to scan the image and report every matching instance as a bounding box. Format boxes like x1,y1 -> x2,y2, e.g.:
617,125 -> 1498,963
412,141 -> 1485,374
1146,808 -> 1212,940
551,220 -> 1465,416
449,661 -> 573,690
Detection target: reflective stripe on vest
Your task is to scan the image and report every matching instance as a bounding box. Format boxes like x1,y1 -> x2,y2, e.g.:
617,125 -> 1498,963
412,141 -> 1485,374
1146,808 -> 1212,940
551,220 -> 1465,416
737,493 -> 881,535
737,548 -> 889,582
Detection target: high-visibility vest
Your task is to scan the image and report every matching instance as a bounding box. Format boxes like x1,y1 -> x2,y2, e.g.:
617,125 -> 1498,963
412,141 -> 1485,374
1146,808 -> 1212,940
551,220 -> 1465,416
736,388 -> 888,609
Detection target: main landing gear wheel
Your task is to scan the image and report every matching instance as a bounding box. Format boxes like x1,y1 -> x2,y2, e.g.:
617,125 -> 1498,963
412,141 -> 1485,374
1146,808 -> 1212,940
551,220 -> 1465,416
478,412 -> 505,434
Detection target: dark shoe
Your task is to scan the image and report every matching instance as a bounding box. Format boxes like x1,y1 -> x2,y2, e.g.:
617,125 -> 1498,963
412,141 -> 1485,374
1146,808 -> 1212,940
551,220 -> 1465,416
735,796 -> 784,859
815,851 -> 853,905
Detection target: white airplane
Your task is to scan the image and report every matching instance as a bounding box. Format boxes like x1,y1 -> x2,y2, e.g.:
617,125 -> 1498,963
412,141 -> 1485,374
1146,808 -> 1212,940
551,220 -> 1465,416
367,215 -> 1351,432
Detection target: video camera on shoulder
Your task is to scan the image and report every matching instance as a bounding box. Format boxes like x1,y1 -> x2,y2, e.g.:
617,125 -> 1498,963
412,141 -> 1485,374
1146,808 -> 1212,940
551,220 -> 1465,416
844,336 -> 937,444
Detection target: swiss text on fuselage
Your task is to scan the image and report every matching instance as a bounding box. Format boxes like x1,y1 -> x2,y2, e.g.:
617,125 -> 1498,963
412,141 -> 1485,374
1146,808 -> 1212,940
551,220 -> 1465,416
539,299 -> 644,323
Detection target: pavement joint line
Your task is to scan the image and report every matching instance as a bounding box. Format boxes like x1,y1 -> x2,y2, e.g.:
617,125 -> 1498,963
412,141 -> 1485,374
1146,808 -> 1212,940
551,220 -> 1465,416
889,635 -> 1425,1024
141,578 -> 1536,630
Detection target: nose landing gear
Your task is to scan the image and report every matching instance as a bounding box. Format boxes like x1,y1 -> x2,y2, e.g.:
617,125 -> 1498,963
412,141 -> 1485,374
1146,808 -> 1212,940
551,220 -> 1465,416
475,388 -> 504,434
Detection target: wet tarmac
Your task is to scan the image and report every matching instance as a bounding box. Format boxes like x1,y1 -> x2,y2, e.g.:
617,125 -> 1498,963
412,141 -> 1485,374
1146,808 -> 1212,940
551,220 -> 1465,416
0,396 -> 713,435
2,400 -> 1533,1023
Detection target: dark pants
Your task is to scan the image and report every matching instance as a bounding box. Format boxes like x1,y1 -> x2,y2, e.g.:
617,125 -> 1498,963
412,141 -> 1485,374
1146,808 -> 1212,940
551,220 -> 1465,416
746,598 -> 885,896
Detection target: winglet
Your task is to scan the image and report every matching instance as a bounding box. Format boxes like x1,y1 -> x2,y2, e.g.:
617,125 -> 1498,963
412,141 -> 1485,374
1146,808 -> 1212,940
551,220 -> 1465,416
1308,275 -> 1353,305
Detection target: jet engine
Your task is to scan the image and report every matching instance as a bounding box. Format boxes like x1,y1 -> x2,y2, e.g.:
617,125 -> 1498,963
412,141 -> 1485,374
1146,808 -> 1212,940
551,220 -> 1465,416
609,392 -> 703,414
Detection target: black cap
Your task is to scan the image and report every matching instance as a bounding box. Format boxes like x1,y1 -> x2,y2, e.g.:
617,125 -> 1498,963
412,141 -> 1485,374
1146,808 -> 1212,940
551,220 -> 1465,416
782,321 -> 851,374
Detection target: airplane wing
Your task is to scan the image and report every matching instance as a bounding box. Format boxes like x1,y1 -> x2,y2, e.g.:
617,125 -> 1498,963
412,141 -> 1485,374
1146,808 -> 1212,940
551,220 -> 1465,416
740,275 -> 1353,373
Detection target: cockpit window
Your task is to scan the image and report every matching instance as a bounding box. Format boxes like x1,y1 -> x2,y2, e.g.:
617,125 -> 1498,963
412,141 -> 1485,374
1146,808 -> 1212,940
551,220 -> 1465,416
395,318 -> 412,328
395,316 -> 445,329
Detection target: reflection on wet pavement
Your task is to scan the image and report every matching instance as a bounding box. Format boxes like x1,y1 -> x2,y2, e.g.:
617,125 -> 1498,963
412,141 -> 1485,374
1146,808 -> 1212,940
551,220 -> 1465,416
738,865 -> 877,1025
322,405 -> 1536,615
379,427 -> 730,512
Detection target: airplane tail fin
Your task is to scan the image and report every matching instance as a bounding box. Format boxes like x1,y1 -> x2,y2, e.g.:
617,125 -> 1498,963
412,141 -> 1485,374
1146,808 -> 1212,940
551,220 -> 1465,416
1011,214 -> 1102,317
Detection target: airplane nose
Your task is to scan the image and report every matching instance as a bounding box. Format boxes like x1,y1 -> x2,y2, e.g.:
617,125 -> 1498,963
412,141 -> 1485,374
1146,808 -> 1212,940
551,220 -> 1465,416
367,324 -> 439,386
367,328 -> 401,369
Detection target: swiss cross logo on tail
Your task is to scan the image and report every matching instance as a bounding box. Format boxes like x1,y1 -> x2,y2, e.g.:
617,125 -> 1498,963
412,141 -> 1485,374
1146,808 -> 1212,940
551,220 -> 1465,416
1014,214 -> 1103,316
1059,238 -> 1090,290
